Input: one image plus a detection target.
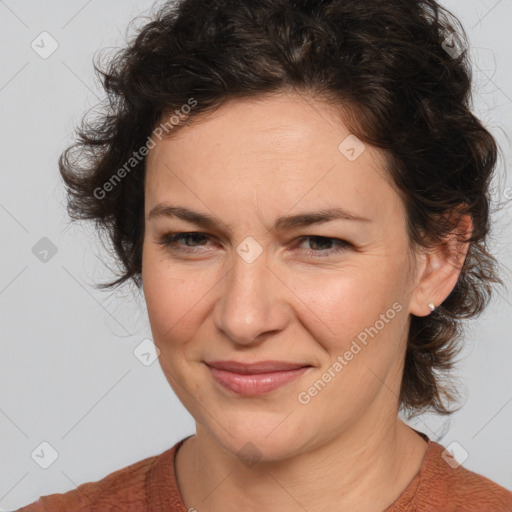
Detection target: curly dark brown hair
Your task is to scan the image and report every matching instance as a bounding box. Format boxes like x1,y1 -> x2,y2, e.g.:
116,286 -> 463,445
59,0 -> 506,417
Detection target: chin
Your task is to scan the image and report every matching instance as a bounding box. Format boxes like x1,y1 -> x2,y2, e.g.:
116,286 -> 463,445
205,413 -> 314,464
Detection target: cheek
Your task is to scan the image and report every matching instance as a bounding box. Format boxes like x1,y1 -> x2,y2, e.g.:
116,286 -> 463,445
142,250 -> 195,344
295,267 -> 395,330
301,263 -> 409,363
305,273 -> 409,398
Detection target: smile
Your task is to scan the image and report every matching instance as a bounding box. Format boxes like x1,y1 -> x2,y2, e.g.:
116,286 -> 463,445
205,361 -> 312,395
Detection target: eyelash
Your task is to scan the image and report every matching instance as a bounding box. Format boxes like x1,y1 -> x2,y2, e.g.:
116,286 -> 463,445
157,232 -> 352,259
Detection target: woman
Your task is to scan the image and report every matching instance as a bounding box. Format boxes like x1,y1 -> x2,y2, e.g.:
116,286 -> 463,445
18,0 -> 512,510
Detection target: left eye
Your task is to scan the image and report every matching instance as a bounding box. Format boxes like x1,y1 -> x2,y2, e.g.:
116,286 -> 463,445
157,232 -> 351,258
294,236 -> 351,257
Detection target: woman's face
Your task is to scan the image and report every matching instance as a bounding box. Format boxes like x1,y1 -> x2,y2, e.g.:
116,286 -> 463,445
142,92 -> 425,461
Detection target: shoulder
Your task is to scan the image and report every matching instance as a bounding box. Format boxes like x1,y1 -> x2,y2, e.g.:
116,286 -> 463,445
413,441 -> 512,512
15,444 -> 176,512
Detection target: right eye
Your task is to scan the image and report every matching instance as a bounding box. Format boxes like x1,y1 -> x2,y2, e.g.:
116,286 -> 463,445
157,232 -> 215,253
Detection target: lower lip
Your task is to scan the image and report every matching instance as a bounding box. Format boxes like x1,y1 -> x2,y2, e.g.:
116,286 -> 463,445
207,366 -> 311,395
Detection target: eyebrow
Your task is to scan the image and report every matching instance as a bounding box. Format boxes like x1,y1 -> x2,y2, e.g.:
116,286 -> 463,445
147,204 -> 371,233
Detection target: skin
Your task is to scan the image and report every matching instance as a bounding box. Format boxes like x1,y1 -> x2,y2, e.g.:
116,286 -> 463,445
141,91 -> 472,512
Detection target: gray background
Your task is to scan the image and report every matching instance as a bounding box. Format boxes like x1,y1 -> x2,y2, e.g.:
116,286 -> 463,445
0,0 -> 511,509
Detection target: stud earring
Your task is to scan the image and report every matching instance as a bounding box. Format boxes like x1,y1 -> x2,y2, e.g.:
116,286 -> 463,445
428,302 -> 436,313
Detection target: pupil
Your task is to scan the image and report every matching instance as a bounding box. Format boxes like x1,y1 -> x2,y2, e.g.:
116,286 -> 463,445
310,237 -> 331,250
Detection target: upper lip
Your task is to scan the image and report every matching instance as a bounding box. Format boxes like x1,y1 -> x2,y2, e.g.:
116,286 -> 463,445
205,360 -> 311,374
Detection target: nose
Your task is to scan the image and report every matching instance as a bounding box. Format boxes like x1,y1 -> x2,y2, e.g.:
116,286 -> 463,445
213,245 -> 290,346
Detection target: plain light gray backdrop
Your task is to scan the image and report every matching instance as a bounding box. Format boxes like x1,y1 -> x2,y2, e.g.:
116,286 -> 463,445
0,0 -> 511,509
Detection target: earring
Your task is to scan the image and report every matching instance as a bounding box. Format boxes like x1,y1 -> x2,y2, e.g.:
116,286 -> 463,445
428,302 -> 435,313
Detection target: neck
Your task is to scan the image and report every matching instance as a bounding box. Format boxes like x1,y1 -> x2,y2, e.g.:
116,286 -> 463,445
175,410 -> 428,512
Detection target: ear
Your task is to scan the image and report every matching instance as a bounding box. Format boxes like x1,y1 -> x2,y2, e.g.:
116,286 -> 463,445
409,209 -> 473,317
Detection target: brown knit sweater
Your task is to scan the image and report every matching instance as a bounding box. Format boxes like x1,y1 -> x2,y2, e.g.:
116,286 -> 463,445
16,434 -> 512,511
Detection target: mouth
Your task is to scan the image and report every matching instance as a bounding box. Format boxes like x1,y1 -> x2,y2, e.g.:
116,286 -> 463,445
205,360 -> 313,395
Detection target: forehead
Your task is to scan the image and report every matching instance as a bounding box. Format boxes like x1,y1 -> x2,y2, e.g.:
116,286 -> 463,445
144,93 -> 401,225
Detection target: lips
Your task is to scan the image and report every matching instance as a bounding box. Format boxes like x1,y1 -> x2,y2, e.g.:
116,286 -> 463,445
205,360 -> 312,395
206,360 -> 310,374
